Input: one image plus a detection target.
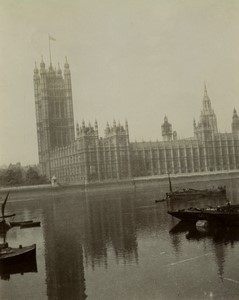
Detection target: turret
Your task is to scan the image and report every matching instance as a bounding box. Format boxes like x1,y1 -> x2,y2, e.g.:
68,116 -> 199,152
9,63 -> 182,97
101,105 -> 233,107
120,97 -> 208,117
33,63 -> 40,95
95,120 -> 98,134
161,116 -> 173,141
63,56 -> 75,142
125,119 -> 129,135
64,56 -> 70,75
105,122 -> 110,134
57,63 -> 62,77
232,108 -> 239,133
33,62 -> 39,79
193,118 -> 196,130
76,122 -> 80,137
40,56 -> 46,74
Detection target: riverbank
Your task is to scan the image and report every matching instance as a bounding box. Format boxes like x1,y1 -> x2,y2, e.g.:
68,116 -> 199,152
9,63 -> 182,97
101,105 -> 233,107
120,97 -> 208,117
1,169 -> 239,194
134,169 -> 239,186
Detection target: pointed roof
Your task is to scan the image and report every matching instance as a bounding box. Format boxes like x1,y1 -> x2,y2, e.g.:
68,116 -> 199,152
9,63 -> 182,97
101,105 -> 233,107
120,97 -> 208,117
57,63 -> 62,75
203,82 -> 210,101
202,82 -> 212,110
40,56 -> 45,68
233,108 -> 239,119
34,62 -> 39,75
64,56 -> 69,68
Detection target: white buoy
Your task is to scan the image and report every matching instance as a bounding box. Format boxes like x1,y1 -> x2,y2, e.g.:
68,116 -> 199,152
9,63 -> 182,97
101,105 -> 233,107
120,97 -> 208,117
196,220 -> 209,232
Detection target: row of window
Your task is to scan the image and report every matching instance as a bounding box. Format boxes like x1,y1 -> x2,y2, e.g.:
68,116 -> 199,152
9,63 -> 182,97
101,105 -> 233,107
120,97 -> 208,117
49,101 -> 67,119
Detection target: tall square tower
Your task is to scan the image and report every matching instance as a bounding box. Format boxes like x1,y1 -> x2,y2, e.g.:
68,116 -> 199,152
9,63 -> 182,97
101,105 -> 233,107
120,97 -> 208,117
33,57 -> 75,178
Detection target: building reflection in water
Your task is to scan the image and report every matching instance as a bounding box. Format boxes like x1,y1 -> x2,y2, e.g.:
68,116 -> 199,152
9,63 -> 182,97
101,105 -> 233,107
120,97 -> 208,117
41,179 -> 239,299
82,187 -> 171,269
83,190 -> 139,269
43,196 -> 87,300
42,187 -> 168,299
169,221 -> 239,278
169,221 -> 193,254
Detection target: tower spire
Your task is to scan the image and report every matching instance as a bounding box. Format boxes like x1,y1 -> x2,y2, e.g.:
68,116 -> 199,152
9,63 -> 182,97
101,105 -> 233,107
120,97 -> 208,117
203,82 -> 209,99
202,82 -> 211,110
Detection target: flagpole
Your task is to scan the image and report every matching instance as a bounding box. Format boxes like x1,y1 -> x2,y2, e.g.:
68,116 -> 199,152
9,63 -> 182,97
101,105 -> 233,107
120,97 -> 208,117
48,35 -> 52,65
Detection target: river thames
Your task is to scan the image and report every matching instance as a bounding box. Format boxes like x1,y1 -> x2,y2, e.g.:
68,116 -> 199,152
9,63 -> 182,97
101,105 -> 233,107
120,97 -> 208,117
1,177 -> 239,299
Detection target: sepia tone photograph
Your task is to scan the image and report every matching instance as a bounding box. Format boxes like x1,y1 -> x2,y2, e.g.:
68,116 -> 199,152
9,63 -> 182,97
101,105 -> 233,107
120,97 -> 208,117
1,0 -> 239,299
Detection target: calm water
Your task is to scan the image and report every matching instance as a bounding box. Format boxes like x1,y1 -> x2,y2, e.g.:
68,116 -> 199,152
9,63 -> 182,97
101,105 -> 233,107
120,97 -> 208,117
1,178 -> 239,300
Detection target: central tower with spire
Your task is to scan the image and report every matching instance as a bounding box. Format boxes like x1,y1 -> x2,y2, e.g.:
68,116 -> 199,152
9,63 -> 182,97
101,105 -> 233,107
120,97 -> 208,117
33,56 -> 75,178
194,84 -> 218,140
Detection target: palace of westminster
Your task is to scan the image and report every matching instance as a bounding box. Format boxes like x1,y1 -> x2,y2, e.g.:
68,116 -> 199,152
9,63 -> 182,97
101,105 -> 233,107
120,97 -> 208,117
33,57 -> 239,184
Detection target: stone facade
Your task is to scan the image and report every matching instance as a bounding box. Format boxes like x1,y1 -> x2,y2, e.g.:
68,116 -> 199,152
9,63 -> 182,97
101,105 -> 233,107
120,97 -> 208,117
50,120 -> 131,184
34,60 -> 239,184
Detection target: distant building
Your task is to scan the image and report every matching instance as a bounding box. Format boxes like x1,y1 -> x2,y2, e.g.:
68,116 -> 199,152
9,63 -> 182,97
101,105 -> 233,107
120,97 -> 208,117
33,59 -> 239,184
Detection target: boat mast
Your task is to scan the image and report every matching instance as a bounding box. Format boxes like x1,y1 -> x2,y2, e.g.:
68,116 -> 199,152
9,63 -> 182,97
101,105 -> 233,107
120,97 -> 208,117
1,192 -> 10,222
168,173 -> 173,193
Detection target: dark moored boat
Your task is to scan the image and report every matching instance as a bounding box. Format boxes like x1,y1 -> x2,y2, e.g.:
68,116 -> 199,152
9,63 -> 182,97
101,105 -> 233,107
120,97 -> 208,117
0,243 -> 36,264
168,204 -> 239,226
10,220 -> 33,227
165,174 -> 226,200
20,221 -> 41,229
0,192 -> 37,266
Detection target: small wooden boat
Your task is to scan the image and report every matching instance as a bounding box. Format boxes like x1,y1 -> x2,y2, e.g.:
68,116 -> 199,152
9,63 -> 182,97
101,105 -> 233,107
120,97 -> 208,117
20,221 -> 41,229
10,220 -> 33,227
165,174 -> 226,200
166,187 -> 226,200
0,243 -> 36,263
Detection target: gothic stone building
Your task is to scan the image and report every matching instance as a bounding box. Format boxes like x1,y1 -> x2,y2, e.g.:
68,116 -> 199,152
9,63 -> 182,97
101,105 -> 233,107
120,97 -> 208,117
34,59 -> 239,184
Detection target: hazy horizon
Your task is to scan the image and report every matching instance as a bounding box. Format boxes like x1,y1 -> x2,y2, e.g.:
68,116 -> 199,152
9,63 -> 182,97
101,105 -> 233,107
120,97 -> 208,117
1,0 -> 239,166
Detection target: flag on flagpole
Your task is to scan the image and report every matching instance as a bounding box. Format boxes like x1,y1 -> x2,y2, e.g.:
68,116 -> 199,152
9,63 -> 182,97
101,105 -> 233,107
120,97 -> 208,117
49,35 -> 56,41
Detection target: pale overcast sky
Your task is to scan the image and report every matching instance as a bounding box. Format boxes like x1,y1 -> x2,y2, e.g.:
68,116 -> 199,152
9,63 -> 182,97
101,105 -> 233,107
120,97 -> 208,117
1,0 -> 239,166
